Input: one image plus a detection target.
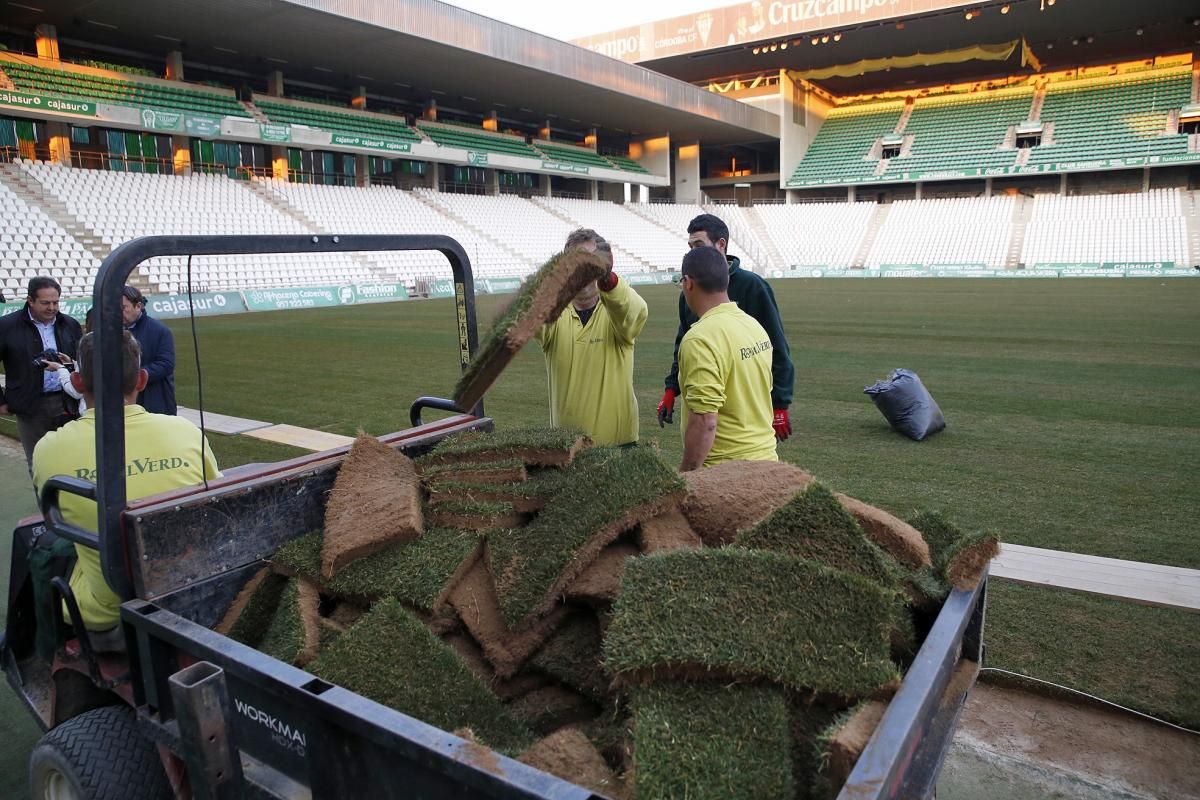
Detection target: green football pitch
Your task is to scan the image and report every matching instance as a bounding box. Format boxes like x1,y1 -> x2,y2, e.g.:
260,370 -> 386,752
1,277 -> 1197,794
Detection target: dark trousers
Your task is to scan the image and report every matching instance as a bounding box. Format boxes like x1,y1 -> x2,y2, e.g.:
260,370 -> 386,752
16,392 -> 70,469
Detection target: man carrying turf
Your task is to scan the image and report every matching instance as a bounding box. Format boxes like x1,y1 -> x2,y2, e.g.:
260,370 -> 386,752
536,228 -> 649,447
658,214 -> 794,442
32,330 -> 220,648
676,247 -> 777,471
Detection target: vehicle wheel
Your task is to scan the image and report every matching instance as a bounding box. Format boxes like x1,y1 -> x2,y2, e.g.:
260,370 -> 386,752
29,705 -> 172,800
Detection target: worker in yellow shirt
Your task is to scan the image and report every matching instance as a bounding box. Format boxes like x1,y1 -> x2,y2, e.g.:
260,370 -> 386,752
676,246 -> 778,470
536,228 -> 649,446
32,330 -> 220,644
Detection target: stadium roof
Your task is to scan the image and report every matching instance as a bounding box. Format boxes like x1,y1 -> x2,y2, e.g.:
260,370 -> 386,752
3,0 -> 779,145
592,0 -> 1200,95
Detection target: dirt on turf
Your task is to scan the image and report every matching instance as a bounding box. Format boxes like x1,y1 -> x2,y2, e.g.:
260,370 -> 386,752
566,543 -> 640,605
947,536 -> 1001,590
636,509 -> 703,554
519,727 -> 623,799
826,700 -> 888,795
836,493 -> 931,570
682,460 -> 814,546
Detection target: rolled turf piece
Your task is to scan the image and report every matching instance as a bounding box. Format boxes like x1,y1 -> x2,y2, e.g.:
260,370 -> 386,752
907,511 -> 1000,591
419,427 -> 592,468
322,432 -> 423,579
564,542 -> 639,606
812,700 -> 889,800
252,577 -> 321,667
428,481 -> 547,514
452,249 -> 608,412
734,483 -> 907,594
506,685 -> 597,735
636,508 -> 703,554
604,549 -> 901,698
214,566 -> 273,636
632,681 -> 794,800
426,499 -> 526,531
308,598 -> 534,756
518,727 -> 621,800
421,458 -> 528,486
225,571 -> 288,646
530,613 -> 610,704
272,528 -> 484,612
487,446 -> 686,629
835,492 -> 931,570
681,459 -> 814,546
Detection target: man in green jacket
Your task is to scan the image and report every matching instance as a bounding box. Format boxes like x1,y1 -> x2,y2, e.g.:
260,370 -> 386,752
658,214 -> 795,440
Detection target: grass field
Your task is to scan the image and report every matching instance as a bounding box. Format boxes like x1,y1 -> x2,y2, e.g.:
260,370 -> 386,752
1,277 -> 1197,792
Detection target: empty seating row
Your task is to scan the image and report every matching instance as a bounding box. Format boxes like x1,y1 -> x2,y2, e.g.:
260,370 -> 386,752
1022,189 -> 1188,264
255,99 -> 420,142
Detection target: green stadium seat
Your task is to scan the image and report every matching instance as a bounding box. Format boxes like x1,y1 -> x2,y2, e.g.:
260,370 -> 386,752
256,99 -> 420,142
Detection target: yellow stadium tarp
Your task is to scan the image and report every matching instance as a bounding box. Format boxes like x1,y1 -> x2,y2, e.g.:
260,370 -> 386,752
791,39 -> 1042,82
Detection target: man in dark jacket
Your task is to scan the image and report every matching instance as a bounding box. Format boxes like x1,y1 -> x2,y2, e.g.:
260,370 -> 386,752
0,276 -> 83,466
658,214 -> 795,440
121,286 -> 176,415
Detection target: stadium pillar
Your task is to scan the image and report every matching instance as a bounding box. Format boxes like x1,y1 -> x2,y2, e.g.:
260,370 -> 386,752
588,181 -> 599,201
1142,168 -> 1150,192
673,142 -> 700,205
984,178 -> 993,197
488,170 -> 499,196
914,182 -> 923,200
1059,173 -> 1067,194
539,173 -> 551,197
424,100 -> 437,121
846,186 -> 856,203
267,70 -> 285,97
166,51 -> 185,81
46,122 -> 70,165
352,86 -> 367,111
637,185 -> 649,203
172,136 -> 192,175
629,135 -> 669,189
357,154 -> 370,187
35,24 -> 60,61
272,147 -> 288,181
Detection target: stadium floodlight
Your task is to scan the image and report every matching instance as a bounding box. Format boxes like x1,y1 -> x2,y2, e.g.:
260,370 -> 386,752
770,44 -> 778,51
1000,4 -> 1011,13
752,47 -> 760,54
821,35 -> 830,43
833,33 -> 842,42
780,42 -> 788,50
811,37 -> 819,45
964,10 -> 975,20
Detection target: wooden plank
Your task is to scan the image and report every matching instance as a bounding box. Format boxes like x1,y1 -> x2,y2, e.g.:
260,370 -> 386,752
177,406 -> 273,435
991,544 -> 1200,613
244,424 -> 354,452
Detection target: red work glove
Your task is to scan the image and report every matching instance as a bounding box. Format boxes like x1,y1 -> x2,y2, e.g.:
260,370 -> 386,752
598,271 -> 619,292
657,388 -> 677,427
773,408 -> 791,441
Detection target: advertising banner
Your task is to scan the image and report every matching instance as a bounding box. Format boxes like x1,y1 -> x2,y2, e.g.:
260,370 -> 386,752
349,283 -> 409,303
478,278 -> 523,295
331,134 -> 412,153
243,286 -> 346,311
427,280 -> 455,298
259,123 -> 292,143
185,114 -> 222,138
573,0 -> 973,63
145,292 -> 246,318
541,161 -> 590,175
0,90 -> 95,116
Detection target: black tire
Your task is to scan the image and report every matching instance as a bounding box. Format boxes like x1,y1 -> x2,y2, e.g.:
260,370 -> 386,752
28,705 -> 172,800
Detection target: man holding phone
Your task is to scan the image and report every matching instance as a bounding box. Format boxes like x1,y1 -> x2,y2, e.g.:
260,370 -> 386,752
0,276 -> 83,467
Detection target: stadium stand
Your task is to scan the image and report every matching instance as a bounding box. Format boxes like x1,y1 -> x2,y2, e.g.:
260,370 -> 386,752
0,172 -> 98,298
866,196 -> 1014,269
255,99 -> 420,142
1031,69 -> 1192,165
1021,188 -> 1189,266
532,142 -> 613,170
753,202 -> 879,269
533,195 -> 700,272
787,102 -> 905,186
13,161 -> 378,293
605,155 -> 650,174
416,121 -> 543,159
882,88 -> 1032,178
0,57 -> 249,119
257,180 -> 527,281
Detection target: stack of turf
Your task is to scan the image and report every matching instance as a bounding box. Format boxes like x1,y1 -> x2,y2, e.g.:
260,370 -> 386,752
217,435 -> 998,798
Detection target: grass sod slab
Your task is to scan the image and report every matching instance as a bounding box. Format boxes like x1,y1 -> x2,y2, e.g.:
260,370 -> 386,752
735,483 -> 907,594
442,632 -> 550,701
788,699 -> 847,800
812,700 -> 889,800
448,557 -> 572,679
214,566 -> 272,636
254,577 -> 320,666
428,481 -> 548,514
636,508 -> 703,554
835,493 -> 931,570
518,727 -> 622,800
632,681 -> 794,800
681,460 -> 815,546
452,249 -> 608,411
225,571 -> 288,647
308,598 -> 534,756
564,543 -> 640,606
907,511 -> 1000,591
487,446 -> 686,628
271,528 -> 484,611
529,613 -> 610,704
419,426 -> 593,468
506,686 -> 598,735
421,459 -> 529,485
322,432 -> 423,579
426,499 -> 525,531
604,549 -> 901,698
